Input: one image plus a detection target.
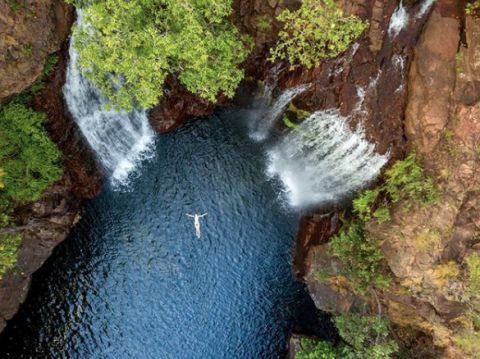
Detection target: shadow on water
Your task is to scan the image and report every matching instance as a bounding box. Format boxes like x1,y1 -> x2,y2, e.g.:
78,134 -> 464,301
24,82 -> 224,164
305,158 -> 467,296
0,110 -> 332,358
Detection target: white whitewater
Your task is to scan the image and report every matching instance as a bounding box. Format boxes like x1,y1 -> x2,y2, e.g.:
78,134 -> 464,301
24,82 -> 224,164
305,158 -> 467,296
250,85 -> 309,141
266,109 -> 389,209
388,0 -> 409,38
64,13 -> 155,188
417,0 -> 436,18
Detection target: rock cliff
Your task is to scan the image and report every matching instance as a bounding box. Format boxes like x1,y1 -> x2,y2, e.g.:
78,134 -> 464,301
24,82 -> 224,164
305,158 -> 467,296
0,4 -> 101,333
296,1 -> 480,357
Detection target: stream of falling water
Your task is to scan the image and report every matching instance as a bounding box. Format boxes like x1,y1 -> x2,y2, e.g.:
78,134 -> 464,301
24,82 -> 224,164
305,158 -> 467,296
249,85 -> 309,142
63,12 -> 156,188
265,109 -> 389,209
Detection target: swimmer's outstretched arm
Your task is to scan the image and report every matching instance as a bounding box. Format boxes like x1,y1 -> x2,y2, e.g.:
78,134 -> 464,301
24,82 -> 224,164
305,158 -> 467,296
186,214 -> 195,217
199,213 -> 208,217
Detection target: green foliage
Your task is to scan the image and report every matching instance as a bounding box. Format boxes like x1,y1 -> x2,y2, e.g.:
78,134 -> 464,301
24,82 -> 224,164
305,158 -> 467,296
384,153 -> 438,205
0,102 -> 63,204
372,206 -> 390,223
6,0 -> 20,12
68,0 -> 251,111
0,58 -> 62,279
295,316 -> 399,359
334,314 -> 399,359
296,339 -> 338,359
327,154 -> 437,293
454,330 -> 480,358
466,252 -> 480,296
0,234 -> 22,279
352,188 -> 381,221
22,43 -> 33,57
283,116 -> 298,129
353,153 -> 438,222
29,54 -> 59,95
466,1 -> 480,15
256,16 -> 271,32
329,222 -> 390,293
270,0 -> 367,69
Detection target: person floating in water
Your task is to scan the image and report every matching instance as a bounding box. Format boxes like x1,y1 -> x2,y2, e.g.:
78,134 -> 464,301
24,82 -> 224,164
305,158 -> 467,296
186,213 -> 207,238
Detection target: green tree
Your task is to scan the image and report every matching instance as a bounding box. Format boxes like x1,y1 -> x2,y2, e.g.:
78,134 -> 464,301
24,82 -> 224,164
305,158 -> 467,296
0,102 -> 63,204
296,339 -> 339,359
270,0 -> 367,69
68,0 -> 251,111
0,234 -> 22,279
334,314 -> 399,359
329,221 -> 391,293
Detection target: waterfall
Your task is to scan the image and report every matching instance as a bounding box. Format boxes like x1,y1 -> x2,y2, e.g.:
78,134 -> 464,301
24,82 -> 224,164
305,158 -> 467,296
63,12 -> 156,188
266,109 -> 389,209
388,0 -> 409,38
417,0 -> 435,18
250,85 -> 309,142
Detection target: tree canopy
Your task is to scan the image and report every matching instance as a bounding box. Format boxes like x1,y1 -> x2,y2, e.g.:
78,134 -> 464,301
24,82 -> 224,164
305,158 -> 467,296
270,0 -> 367,69
0,102 -> 63,204
69,0 -> 251,111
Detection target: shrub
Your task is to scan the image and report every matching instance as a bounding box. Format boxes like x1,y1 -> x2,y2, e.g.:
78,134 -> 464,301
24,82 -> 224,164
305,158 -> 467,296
0,234 -> 22,279
384,153 -> 438,205
353,153 -> 438,222
466,252 -> 480,296
68,0 -> 251,111
256,16 -> 271,32
334,314 -> 399,359
0,102 -> 63,204
296,338 -> 338,359
454,330 -> 480,358
295,315 -> 399,359
270,0 -> 367,69
329,221 -> 390,293
466,1 -> 480,15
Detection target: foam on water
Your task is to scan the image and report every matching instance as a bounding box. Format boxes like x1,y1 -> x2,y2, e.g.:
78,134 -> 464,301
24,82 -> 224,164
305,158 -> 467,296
266,109 -> 389,209
63,12 -> 156,188
388,0 -> 409,38
250,85 -> 309,141
417,0 -> 436,18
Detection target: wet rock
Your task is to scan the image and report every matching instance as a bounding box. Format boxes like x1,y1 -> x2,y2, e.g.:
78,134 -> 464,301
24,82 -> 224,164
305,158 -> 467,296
149,76 -> 222,133
293,211 -> 340,278
32,40 -> 102,198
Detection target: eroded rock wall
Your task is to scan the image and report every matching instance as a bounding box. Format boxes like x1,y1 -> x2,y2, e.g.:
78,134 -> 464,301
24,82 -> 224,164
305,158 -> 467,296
299,1 -> 480,357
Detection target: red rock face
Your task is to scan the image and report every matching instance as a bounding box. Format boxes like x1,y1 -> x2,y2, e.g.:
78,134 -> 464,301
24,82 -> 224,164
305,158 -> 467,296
33,40 -> 103,199
149,76 -> 226,133
0,0 -> 74,101
292,211 -> 340,278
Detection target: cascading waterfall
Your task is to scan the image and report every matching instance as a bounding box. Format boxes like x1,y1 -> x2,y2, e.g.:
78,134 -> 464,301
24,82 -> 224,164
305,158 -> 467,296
250,85 -> 309,141
388,0 -> 409,38
417,0 -> 436,18
266,109 -> 389,209
63,12 -> 155,188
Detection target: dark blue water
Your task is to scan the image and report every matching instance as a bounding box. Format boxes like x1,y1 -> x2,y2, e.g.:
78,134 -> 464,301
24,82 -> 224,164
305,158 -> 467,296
0,110 -> 326,358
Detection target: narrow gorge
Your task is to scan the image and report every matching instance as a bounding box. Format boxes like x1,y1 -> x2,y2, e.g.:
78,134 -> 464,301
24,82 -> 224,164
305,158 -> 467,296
0,0 -> 479,358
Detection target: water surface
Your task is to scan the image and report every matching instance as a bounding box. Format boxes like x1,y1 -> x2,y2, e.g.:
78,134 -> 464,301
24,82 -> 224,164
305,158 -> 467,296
0,110 -> 325,358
